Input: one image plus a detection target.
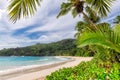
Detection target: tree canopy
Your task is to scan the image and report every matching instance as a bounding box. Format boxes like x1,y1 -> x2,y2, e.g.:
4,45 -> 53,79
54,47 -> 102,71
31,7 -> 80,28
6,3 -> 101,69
0,39 -> 79,56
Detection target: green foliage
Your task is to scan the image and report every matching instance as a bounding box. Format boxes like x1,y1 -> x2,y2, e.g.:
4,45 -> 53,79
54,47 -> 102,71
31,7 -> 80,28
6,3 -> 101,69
77,23 -> 120,53
57,0 -> 114,19
57,2 -> 73,18
46,59 -> 120,80
46,18 -> 120,80
46,48 -> 120,79
85,6 -> 100,23
113,24 -> 120,36
86,0 -> 114,17
113,15 -> 120,24
8,0 -> 41,23
0,39 -> 79,56
46,68 -> 73,80
0,39 -> 95,57
72,8 -> 78,18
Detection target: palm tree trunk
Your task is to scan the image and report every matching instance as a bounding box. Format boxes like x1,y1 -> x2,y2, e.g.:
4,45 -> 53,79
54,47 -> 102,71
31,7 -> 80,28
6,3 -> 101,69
82,11 -> 96,29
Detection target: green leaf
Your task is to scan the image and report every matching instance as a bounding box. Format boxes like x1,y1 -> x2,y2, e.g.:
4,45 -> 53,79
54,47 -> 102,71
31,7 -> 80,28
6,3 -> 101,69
86,0 -> 115,17
77,24 -> 120,53
72,8 -> 78,18
57,2 -> 73,18
8,0 -> 41,23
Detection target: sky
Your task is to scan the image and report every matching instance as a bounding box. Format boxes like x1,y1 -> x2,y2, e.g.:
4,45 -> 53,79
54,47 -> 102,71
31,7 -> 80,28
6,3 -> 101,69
0,0 -> 120,50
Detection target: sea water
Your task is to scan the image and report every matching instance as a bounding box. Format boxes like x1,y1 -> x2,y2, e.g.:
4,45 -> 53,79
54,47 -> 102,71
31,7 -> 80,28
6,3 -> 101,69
0,56 -> 70,71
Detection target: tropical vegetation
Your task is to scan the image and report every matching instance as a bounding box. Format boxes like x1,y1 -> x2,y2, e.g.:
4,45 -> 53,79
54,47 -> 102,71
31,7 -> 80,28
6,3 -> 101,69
7,0 -> 120,80
46,17 -> 120,80
46,0 -> 120,79
0,38 -> 94,57
0,39 -> 79,56
114,15 -> 120,24
46,60 -> 120,80
8,0 -> 41,23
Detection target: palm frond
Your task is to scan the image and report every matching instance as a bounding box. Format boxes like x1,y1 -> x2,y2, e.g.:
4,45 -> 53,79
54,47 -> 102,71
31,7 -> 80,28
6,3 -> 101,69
72,7 -> 78,18
113,15 -> 120,24
96,23 -> 111,33
85,6 -> 100,23
8,0 -> 41,23
112,24 -> 120,36
75,21 -> 88,37
75,21 -> 87,30
77,23 -> 120,53
86,0 -> 115,17
57,2 -> 73,18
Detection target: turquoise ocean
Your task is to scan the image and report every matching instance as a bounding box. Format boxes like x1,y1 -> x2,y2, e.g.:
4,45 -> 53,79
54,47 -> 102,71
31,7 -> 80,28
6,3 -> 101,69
0,56 -> 70,71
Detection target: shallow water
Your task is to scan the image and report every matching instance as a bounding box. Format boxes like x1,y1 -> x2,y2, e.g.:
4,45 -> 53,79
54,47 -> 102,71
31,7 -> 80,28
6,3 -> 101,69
0,56 -> 70,70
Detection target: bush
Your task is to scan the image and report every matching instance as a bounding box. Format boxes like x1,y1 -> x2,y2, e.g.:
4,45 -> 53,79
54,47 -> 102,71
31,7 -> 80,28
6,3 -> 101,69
46,68 -> 72,80
46,59 -> 120,80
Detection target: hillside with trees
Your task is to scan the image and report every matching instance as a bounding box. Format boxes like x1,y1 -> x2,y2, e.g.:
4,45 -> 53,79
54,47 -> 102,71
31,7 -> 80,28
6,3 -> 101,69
0,39 -> 79,56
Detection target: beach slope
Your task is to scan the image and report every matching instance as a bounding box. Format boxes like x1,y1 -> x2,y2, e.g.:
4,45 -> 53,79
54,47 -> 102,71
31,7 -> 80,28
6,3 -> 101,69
4,57 -> 92,80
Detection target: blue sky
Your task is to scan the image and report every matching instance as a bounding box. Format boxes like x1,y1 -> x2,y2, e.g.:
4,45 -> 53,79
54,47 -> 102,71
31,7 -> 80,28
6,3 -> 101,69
0,0 -> 120,50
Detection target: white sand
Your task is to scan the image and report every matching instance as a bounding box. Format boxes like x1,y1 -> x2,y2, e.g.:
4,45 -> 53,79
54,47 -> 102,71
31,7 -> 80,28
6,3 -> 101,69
1,57 -> 92,80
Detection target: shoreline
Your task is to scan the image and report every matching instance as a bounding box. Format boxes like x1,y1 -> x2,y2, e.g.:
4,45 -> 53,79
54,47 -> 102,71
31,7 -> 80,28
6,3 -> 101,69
0,57 -> 73,75
0,56 -> 92,80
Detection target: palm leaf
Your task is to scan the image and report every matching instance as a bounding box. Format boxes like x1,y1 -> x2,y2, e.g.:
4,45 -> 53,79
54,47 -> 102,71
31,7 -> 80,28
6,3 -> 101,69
85,6 -> 100,23
113,15 -> 120,24
72,8 -> 78,18
8,0 -> 41,23
77,23 -> 120,53
75,21 -> 88,38
113,24 -> 120,35
57,2 -> 73,18
86,0 -> 115,17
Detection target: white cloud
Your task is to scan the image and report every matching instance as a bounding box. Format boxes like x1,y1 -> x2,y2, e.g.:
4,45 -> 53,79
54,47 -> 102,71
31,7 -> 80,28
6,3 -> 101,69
0,0 -> 119,49
27,14 -> 79,32
28,30 -> 76,43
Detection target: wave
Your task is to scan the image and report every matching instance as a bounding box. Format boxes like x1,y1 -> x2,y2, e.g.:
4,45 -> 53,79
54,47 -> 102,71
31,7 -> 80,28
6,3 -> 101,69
0,59 -> 71,76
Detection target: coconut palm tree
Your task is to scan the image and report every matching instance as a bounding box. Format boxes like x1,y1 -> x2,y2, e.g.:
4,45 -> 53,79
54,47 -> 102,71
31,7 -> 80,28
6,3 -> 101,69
77,23 -> 117,49
77,22 -> 120,61
57,0 -> 114,28
7,0 -> 115,23
75,11 -> 101,57
75,8 -> 100,37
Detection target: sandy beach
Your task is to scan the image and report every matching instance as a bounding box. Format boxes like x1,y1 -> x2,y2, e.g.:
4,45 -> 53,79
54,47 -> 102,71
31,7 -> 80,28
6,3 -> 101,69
0,57 -> 92,80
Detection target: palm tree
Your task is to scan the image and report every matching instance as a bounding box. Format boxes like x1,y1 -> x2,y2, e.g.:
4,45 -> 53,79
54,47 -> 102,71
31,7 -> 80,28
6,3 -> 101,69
75,9 -> 100,37
77,22 -> 120,61
113,15 -> 120,24
75,12 -> 101,57
7,0 -> 115,23
57,0 -> 114,28
7,0 -> 41,23
75,21 -> 87,37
